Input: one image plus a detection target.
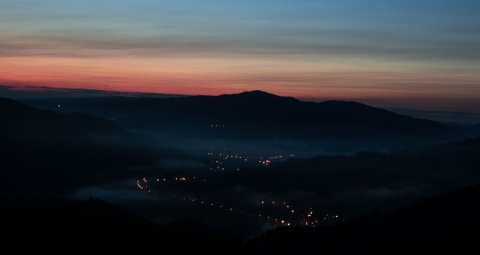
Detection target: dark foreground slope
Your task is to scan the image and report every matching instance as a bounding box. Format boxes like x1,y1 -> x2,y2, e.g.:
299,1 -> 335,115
0,197 -> 243,253
244,183 -> 480,255
2,182 -> 479,254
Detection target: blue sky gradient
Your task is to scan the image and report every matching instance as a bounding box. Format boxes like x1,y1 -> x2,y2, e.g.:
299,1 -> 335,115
1,0 -> 479,116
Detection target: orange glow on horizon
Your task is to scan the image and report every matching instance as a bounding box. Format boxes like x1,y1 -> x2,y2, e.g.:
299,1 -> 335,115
1,55 -> 479,113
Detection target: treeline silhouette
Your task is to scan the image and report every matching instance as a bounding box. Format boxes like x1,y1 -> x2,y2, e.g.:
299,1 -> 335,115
2,184 -> 479,253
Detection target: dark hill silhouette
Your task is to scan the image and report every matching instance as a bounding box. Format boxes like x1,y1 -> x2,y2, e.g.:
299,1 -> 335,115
244,183 -> 480,254
0,97 -> 163,198
427,135 -> 480,153
227,90 -> 292,100
316,100 -> 458,138
3,178 -> 478,253
0,197 -> 243,252
0,97 -> 125,139
24,90 -> 476,154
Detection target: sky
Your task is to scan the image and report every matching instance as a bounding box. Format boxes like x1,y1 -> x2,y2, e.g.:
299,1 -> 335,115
1,0 -> 479,114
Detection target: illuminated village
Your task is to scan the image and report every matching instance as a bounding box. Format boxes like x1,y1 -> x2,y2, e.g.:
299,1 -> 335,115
136,150 -> 344,228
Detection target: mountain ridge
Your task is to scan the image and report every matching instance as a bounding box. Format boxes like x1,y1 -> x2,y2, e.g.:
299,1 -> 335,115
21,90 -> 477,154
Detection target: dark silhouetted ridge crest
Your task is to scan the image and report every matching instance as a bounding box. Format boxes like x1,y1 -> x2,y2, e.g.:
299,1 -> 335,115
19,91 -> 477,151
219,90 -> 297,101
237,90 -> 278,97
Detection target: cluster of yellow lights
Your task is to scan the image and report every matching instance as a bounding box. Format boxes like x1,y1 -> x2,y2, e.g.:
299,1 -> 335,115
137,177 -> 343,227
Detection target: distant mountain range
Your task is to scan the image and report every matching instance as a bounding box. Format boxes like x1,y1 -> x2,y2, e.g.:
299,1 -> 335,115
0,96 -> 125,140
24,90 -> 478,154
0,84 -> 184,99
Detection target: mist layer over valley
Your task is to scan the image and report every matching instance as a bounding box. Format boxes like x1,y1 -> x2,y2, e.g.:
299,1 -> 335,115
2,91 -> 480,242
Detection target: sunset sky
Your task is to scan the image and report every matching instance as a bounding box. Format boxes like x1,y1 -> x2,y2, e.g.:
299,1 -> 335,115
1,0 -> 479,113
